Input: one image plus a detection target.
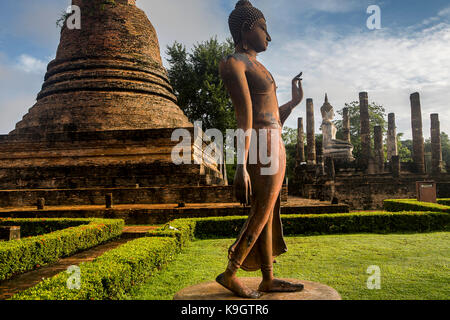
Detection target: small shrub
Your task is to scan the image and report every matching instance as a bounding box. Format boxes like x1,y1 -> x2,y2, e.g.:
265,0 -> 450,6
383,199 -> 450,213
12,237 -> 178,300
437,199 -> 450,206
149,211 -> 450,239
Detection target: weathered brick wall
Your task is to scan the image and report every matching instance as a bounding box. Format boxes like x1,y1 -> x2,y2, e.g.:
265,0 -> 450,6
332,174 -> 450,210
0,128 -> 225,189
0,185 -> 288,208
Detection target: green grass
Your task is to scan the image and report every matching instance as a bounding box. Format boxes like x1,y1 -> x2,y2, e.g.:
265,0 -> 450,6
125,232 -> 450,300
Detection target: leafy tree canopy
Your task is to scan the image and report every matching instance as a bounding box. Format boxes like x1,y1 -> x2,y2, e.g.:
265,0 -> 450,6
166,37 -> 236,135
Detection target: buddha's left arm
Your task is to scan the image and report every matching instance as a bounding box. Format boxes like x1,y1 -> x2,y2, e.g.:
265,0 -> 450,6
279,101 -> 296,126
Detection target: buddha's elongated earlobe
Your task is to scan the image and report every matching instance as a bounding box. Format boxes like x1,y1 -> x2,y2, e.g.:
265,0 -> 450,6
241,22 -> 250,51
242,39 -> 249,51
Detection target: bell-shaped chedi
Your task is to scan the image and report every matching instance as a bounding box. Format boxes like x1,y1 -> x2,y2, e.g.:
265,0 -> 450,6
0,0 -> 225,193
11,0 -> 191,135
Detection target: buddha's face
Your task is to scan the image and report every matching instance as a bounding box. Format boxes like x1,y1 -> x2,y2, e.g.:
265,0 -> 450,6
242,18 -> 271,53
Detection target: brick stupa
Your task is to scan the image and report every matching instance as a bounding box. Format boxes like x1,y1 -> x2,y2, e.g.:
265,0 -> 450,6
0,0 -> 225,193
12,0 -> 191,134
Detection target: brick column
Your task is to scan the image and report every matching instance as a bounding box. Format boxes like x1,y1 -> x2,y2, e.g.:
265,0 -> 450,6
296,117 -> 305,163
359,92 -> 371,170
343,107 -> 351,143
387,113 -> 398,162
315,140 -> 324,175
106,193 -> 113,209
391,155 -> 400,178
324,157 -> 335,180
410,92 -> 425,173
430,114 -> 443,174
306,99 -> 316,165
374,126 -> 384,173
37,198 -> 45,210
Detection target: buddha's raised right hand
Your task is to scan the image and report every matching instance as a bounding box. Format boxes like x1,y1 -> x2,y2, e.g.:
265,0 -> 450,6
234,165 -> 252,206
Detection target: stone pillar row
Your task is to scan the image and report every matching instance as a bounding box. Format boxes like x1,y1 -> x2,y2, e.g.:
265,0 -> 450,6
430,114 -> 443,174
296,117 -> 305,163
342,107 -> 351,143
306,99 -> 316,165
373,126 -> 384,173
410,92 -> 425,174
299,91 -> 441,176
387,113 -> 398,162
359,92 -> 371,171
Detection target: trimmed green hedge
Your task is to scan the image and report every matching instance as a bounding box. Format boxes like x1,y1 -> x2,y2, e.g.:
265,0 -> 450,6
146,219 -> 197,247
437,199 -> 450,206
383,199 -> 450,213
12,211 -> 450,300
159,212 -> 450,239
0,218 -> 124,281
0,218 -> 90,237
11,237 -> 179,300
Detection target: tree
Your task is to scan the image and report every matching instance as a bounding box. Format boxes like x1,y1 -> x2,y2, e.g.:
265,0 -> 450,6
166,37 -> 237,184
441,132 -> 450,170
397,133 -> 412,162
334,101 -> 386,161
282,127 -> 298,182
425,132 -> 450,171
166,37 -> 236,135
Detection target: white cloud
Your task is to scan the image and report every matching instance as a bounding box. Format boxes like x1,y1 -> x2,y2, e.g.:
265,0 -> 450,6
302,0 -> 361,13
422,16 -> 440,26
1,0 -> 449,141
259,22 -> 450,139
137,0 -> 229,61
15,54 -> 47,74
421,5 -> 450,26
0,53 -> 46,134
438,6 -> 450,17
136,0 -> 363,63
257,0 -> 362,14
11,0 -> 65,49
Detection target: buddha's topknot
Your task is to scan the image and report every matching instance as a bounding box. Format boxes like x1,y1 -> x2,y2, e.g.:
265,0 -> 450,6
228,0 -> 265,45
235,0 -> 253,8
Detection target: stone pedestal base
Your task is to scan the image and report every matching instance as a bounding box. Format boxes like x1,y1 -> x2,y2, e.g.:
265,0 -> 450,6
173,278 -> 341,300
323,150 -> 354,163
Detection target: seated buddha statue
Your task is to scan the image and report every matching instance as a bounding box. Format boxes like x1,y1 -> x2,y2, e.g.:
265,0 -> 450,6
320,94 -> 354,161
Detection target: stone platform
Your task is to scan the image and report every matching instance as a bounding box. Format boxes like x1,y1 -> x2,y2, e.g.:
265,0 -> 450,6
173,278 -> 341,300
0,185 -> 290,208
0,128 -> 225,190
0,198 -> 349,225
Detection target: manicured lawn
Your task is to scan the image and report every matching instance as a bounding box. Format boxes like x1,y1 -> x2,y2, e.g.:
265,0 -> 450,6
125,232 -> 450,300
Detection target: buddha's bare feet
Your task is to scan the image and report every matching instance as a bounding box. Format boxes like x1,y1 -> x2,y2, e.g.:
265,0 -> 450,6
216,273 -> 262,299
258,278 -> 304,293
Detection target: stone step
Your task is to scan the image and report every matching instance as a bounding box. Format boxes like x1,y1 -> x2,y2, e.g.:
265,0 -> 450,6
0,162 -> 224,190
0,185 -> 288,208
0,201 -> 349,225
0,185 -> 235,207
121,226 -> 158,239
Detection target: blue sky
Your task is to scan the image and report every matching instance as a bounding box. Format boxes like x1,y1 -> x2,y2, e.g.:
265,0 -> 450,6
0,0 -> 449,138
